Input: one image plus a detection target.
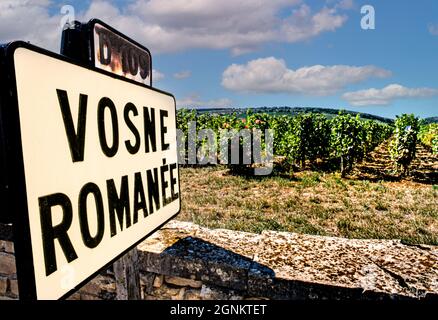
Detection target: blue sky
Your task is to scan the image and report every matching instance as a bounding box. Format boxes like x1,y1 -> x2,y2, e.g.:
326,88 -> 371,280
1,0 -> 438,119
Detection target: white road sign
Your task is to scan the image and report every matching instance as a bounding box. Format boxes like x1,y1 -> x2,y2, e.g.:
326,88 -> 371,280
3,43 -> 180,299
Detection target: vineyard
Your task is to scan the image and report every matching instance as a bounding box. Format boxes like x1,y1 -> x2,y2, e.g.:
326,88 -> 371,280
177,109 -> 436,176
419,123 -> 438,155
176,109 -> 438,246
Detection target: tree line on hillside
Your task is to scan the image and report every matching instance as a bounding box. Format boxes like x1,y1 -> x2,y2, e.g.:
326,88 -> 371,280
195,106 -> 396,125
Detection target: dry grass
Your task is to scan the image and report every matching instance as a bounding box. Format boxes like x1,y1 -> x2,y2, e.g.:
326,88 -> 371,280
178,144 -> 438,246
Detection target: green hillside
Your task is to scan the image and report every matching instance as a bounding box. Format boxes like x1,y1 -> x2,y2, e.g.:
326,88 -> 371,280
424,116 -> 438,124
194,106 -> 395,124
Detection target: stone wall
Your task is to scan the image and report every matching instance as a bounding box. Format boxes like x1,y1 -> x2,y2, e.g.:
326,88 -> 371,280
0,240 -> 18,299
136,221 -> 438,301
67,269 -> 117,300
1,221 -> 437,301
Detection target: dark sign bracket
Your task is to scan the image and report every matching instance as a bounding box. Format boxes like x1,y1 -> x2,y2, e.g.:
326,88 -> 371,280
61,19 -> 153,87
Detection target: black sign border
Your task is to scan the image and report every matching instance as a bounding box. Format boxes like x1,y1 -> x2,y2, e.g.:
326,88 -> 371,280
87,18 -> 153,86
0,41 -> 180,300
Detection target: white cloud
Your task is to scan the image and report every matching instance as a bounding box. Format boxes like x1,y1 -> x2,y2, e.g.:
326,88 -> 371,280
82,0 -> 350,54
173,70 -> 191,79
0,0 -> 61,51
280,5 -> 346,43
176,94 -> 232,109
335,0 -> 355,10
0,0 -> 351,55
342,84 -> 438,106
222,57 -> 391,95
152,69 -> 164,81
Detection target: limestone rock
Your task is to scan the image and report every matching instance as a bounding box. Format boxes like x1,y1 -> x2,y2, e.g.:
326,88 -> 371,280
0,276 -> 7,295
0,241 -> 14,254
0,253 -> 16,275
184,289 -> 202,300
80,281 -> 101,296
139,272 -> 155,294
249,230 -> 438,300
200,284 -> 244,300
9,279 -> 18,297
171,287 -> 186,300
138,220 -> 438,301
153,275 -> 164,288
67,292 -> 81,300
80,293 -> 101,300
165,276 -> 202,288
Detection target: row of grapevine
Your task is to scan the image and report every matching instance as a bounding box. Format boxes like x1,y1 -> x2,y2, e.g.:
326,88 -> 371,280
389,114 -> 420,175
331,114 -> 370,176
177,109 -> 393,176
272,113 -> 392,176
419,123 -> 438,155
271,113 -> 330,169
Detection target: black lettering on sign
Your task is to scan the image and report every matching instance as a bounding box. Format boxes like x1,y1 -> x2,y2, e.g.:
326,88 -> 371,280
160,109 -> 169,151
127,47 -> 138,76
121,44 -> 130,74
98,97 -> 119,157
98,30 -> 112,65
56,89 -> 88,163
146,168 -> 160,214
124,102 -> 141,154
133,172 -> 147,224
95,26 -> 150,80
39,193 -> 78,276
160,159 -> 172,207
169,163 -> 179,201
79,183 -> 105,248
144,107 -> 157,153
139,54 -> 150,80
107,176 -> 131,237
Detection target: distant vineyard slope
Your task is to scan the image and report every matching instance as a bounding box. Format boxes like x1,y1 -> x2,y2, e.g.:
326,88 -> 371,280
192,106 -> 395,124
